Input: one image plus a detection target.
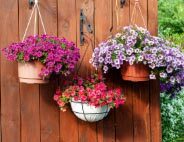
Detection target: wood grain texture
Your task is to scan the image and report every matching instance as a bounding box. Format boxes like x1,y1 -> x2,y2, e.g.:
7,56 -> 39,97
132,82 -> 150,142
77,0 -> 95,76
19,0 -> 40,142
149,80 -> 162,142
130,0 -> 151,141
0,0 -> 161,141
77,0 -> 97,142
20,84 -> 40,142
116,81 -> 133,142
58,0 -> 79,142
0,0 -> 20,142
95,1 -> 115,142
130,0 -> 147,28
148,1 -> 162,142
113,1 -> 134,142
38,0 -> 60,142
113,0 -> 130,32
148,0 -> 158,36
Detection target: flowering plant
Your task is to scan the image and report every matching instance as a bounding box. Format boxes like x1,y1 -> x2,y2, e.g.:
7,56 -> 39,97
54,74 -> 125,111
90,25 -> 184,97
2,35 -> 80,77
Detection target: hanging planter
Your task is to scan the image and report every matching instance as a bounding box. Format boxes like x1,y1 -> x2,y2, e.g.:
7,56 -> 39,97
2,35 -> 80,84
90,25 -> 184,97
90,0 -> 184,96
54,74 -> 126,122
90,25 -> 152,82
121,63 -> 149,82
18,61 -> 49,84
2,2 -> 80,84
70,100 -> 110,122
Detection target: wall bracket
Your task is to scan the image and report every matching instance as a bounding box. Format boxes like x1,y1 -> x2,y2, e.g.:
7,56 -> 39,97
80,9 -> 93,45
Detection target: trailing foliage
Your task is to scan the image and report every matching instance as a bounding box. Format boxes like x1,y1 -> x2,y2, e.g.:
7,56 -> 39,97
159,1 -> 184,141
161,92 -> 184,142
90,25 -> 184,97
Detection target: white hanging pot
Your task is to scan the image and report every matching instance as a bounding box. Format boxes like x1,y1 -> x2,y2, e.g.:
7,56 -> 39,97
70,99 -> 110,122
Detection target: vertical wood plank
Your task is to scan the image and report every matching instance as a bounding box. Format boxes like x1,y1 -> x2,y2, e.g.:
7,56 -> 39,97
19,0 -> 40,142
113,0 -> 130,31
20,84 -> 40,142
149,80 -> 162,142
113,1 -> 134,142
76,0 -> 97,142
130,0 -> 150,141
76,0 -> 95,76
0,0 -> 20,142
148,1 -> 162,141
58,0 -> 79,142
38,0 -> 60,142
148,0 -> 158,36
132,82 -> 150,142
130,0 -> 147,28
116,82 -> 134,142
95,1 -> 115,142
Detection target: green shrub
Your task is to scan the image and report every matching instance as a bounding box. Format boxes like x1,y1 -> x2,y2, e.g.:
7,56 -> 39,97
158,1 -> 184,141
161,92 -> 184,142
158,0 -> 184,49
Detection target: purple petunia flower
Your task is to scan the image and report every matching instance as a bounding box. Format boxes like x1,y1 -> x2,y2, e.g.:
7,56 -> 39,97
90,25 -> 184,97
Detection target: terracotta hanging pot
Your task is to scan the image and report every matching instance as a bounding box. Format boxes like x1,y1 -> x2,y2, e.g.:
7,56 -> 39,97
121,63 -> 149,82
18,61 -> 49,84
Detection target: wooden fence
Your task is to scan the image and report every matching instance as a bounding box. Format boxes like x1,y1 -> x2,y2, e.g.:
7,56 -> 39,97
0,0 -> 161,142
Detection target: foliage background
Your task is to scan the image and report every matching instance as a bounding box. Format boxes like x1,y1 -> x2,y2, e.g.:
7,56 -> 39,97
159,0 -> 184,49
158,0 -> 184,141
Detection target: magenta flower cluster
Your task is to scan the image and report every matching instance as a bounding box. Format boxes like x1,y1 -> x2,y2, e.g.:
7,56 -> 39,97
54,74 -> 125,111
2,35 -> 80,77
90,25 -> 184,97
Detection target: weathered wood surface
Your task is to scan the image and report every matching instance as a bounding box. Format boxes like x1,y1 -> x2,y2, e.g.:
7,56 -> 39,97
0,0 -> 161,142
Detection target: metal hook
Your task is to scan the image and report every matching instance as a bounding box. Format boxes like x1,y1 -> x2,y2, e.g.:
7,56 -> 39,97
120,0 -> 126,8
80,9 -> 93,45
29,0 -> 35,8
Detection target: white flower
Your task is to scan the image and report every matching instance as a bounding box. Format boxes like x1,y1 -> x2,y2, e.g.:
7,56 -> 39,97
160,72 -> 167,78
165,56 -> 172,62
126,48 -> 133,55
138,55 -> 144,62
166,66 -> 173,73
135,49 -> 140,53
112,40 -> 117,45
103,66 -> 108,73
114,59 -> 120,65
143,61 -> 147,65
158,54 -> 164,60
98,57 -> 104,63
129,60 -> 134,65
149,63 -> 156,69
115,33 -> 121,38
148,41 -> 154,46
170,76 -> 175,84
121,36 -> 126,40
149,74 -> 156,79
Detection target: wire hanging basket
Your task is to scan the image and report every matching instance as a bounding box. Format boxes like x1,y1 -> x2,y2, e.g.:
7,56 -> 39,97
70,99 -> 110,122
